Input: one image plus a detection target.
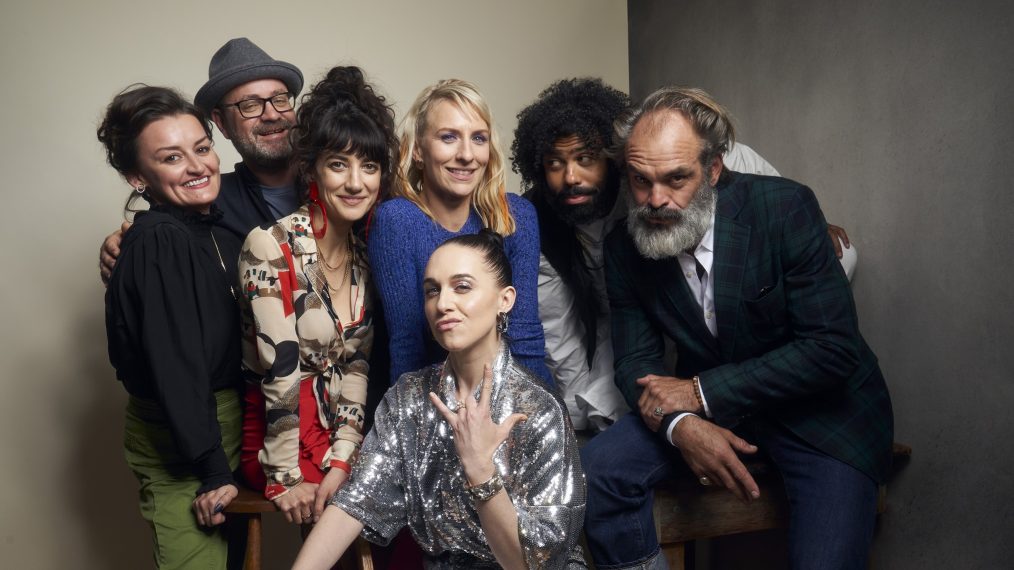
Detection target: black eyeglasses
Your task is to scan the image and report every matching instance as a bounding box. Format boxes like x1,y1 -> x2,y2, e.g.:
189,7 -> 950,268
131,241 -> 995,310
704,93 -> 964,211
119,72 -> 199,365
220,92 -> 294,118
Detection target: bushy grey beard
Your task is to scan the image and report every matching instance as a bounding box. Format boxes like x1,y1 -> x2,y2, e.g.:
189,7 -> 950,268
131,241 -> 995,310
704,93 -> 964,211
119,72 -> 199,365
626,178 -> 717,259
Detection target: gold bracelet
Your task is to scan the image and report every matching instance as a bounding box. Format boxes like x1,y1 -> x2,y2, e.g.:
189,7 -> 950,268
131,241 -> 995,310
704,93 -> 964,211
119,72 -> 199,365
464,472 -> 504,502
692,375 -> 704,412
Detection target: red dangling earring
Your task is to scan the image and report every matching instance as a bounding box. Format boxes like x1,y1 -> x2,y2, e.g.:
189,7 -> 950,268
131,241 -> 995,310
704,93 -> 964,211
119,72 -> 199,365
308,180 -> 327,239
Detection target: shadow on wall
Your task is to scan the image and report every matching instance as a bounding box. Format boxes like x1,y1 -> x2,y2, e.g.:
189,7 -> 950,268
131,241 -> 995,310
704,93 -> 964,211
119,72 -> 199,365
59,309 -> 150,568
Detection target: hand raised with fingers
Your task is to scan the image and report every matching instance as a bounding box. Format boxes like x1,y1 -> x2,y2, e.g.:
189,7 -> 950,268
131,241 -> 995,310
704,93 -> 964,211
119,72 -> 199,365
672,415 -> 761,502
429,364 -> 528,485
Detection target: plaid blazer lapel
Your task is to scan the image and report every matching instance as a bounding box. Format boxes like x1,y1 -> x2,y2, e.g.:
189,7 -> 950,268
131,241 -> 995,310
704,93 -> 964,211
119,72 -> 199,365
713,215 -> 750,361
654,258 -> 720,358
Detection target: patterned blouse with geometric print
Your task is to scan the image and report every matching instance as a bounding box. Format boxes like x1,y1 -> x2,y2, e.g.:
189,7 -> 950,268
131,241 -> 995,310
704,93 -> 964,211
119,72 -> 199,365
238,205 -> 372,500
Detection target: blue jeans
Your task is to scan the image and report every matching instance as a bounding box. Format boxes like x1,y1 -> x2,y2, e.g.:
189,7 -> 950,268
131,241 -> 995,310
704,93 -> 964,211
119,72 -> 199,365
581,413 -> 878,570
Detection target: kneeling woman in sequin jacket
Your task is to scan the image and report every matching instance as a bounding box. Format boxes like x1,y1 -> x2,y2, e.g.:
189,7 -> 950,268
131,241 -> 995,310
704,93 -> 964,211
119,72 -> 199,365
294,230 -> 587,569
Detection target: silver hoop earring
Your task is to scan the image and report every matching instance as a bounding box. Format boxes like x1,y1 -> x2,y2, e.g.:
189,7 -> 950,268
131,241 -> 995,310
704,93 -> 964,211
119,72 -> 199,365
134,184 -> 146,194
496,311 -> 509,335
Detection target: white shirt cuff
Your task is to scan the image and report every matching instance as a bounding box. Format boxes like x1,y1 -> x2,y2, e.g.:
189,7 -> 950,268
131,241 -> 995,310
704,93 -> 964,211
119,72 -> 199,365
665,412 -> 699,446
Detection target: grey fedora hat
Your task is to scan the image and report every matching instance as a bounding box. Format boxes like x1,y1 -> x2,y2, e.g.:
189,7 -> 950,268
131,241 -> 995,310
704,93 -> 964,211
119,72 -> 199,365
194,37 -> 303,114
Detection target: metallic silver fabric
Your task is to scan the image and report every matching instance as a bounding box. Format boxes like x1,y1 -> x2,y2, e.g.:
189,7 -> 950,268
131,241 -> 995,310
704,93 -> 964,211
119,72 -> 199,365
333,342 -> 587,569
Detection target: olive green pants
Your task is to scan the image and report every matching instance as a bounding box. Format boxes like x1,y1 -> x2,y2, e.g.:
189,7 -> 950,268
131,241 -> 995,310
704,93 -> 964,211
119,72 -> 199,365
124,390 -> 241,570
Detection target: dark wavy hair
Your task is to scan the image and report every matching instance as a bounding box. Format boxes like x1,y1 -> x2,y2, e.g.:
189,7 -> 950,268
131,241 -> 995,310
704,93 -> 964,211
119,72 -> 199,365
97,84 -> 211,177
437,229 -> 513,289
511,78 -> 629,363
290,66 -> 399,203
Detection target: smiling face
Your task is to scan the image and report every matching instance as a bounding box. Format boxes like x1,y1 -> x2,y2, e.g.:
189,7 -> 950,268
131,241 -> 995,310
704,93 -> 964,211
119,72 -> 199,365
414,100 -> 490,204
423,243 -> 515,356
212,78 -> 295,169
127,114 -> 221,212
311,150 -> 382,227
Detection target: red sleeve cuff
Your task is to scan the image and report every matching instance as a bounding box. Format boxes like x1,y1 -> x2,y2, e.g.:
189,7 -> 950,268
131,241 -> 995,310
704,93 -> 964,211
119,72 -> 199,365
264,483 -> 288,501
329,459 -> 352,474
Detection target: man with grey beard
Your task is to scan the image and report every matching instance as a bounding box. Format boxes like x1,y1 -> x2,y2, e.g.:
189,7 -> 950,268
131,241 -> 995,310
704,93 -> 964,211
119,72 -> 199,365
581,86 -> 893,570
513,78 -> 857,434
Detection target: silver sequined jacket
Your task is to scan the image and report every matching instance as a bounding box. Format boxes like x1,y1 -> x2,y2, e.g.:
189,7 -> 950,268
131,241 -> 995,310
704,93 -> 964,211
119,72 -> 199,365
332,342 -> 587,569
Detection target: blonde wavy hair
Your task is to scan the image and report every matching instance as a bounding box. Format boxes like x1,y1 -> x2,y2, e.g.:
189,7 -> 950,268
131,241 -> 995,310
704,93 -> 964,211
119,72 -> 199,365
394,79 -> 515,235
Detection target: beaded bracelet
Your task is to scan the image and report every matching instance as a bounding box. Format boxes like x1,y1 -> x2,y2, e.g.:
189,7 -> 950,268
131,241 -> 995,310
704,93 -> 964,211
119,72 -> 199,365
692,375 -> 704,412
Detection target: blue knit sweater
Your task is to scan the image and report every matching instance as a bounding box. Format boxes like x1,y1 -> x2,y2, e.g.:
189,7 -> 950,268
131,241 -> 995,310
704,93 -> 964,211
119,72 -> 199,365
368,195 -> 552,386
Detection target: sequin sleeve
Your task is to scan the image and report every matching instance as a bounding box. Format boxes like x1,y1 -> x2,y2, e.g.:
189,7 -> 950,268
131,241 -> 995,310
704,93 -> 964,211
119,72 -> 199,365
504,384 -> 587,568
329,382 -> 407,544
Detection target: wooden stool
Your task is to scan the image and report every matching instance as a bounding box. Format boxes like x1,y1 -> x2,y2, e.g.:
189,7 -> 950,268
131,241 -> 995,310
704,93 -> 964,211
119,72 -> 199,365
226,485 -> 373,570
654,442 -> 912,569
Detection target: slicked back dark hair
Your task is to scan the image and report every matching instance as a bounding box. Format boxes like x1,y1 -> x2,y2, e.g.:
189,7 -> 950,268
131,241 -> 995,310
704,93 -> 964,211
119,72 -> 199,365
437,229 -> 513,289
512,78 -> 629,363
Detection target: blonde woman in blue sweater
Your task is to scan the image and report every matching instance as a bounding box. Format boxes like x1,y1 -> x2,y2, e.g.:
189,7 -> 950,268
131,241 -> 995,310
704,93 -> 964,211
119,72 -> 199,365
368,79 -> 552,386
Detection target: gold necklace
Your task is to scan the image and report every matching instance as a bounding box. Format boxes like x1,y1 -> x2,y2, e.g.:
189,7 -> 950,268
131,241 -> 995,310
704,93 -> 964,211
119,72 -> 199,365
319,243 -> 347,272
317,232 -> 355,302
210,233 -> 237,299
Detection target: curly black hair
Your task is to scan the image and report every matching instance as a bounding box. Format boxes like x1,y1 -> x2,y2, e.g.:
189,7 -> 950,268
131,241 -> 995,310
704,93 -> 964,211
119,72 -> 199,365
511,79 -> 629,365
510,78 -> 628,192
290,66 -> 400,204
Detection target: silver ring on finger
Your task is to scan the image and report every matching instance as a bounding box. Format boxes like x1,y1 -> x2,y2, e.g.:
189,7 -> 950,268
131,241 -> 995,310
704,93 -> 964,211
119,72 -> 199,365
653,406 -> 665,417
699,475 -> 712,486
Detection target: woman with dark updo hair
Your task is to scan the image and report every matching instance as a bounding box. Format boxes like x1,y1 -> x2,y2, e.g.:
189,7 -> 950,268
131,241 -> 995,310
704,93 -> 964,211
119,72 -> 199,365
294,230 -> 587,569
99,85 -> 242,568
237,66 -> 399,525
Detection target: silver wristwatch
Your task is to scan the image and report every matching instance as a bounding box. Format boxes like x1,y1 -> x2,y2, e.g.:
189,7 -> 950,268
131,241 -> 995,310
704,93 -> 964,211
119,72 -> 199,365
464,472 -> 504,502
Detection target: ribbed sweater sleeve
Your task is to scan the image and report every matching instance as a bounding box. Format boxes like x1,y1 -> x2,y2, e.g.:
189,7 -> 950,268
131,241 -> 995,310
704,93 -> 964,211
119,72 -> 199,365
368,197 -> 552,388
503,195 -> 552,385
368,200 -> 431,383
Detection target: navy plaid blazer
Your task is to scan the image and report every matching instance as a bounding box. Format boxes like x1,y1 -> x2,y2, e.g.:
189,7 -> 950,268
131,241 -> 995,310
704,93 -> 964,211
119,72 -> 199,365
605,172 -> 894,483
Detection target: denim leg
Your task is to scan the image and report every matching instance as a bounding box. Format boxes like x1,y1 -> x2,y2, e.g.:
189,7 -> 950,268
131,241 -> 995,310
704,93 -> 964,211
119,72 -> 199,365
581,413 -> 681,570
753,423 -> 879,570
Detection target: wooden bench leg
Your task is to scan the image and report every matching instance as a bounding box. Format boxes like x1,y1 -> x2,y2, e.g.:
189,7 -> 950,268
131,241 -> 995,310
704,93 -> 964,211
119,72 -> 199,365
244,513 -> 262,570
662,541 -> 692,570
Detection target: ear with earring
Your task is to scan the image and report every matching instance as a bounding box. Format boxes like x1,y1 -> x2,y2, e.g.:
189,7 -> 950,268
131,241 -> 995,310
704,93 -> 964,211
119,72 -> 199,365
496,311 -> 510,335
308,180 -> 328,239
134,184 -> 146,194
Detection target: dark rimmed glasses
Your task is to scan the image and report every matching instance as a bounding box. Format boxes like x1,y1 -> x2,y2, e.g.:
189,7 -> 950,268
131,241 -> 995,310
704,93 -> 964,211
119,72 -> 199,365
220,92 -> 295,118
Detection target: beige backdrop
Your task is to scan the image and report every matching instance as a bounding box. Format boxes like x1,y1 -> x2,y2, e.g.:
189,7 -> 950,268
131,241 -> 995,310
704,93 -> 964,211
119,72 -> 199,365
0,1 -> 628,567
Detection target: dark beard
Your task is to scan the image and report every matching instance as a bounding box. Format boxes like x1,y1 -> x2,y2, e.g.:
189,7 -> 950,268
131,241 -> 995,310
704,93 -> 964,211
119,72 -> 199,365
233,117 -> 295,171
547,182 -> 618,226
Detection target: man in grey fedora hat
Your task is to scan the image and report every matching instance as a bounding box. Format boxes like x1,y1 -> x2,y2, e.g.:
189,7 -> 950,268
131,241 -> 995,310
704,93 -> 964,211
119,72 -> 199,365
99,37 -> 305,278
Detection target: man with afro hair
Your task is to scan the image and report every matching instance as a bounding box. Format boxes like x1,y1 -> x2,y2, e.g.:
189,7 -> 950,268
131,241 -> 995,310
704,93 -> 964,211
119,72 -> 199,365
512,78 -> 852,432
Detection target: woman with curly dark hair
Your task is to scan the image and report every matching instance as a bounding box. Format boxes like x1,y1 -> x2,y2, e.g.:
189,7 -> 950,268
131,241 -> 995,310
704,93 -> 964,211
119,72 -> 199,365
100,85 -> 242,568
236,65 -> 399,525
